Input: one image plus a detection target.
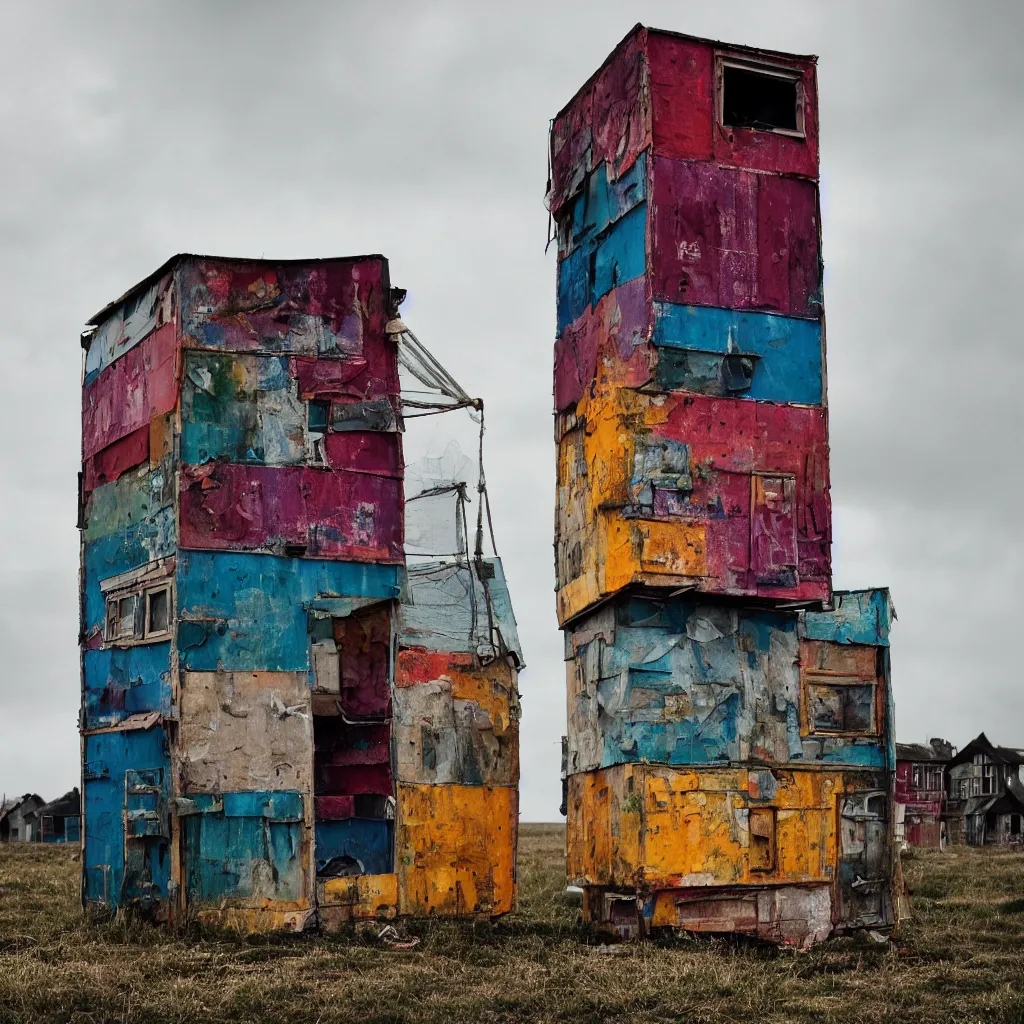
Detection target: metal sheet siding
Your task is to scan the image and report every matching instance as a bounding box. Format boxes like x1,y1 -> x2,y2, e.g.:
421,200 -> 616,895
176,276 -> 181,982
176,551 -> 402,672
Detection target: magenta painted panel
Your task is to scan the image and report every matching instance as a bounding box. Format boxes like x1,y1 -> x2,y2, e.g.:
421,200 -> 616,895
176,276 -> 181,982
179,463 -> 403,564
553,278 -> 651,412
179,257 -> 398,399
323,432 -> 402,477
292,354 -> 370,398
315,796 -> 356,820
83,424 -> 150,494
649,156 -> 820,317
316,763 -> 391,796
751,475 -> 798,585
647,34 -> 715,163
652,393 -> 830,599
82,322 -> 178,460
550,29 -> 649,215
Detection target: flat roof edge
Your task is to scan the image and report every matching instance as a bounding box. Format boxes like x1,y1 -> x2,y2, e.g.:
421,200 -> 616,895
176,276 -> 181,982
554,23 -> 817,123
87,252 -> 389,327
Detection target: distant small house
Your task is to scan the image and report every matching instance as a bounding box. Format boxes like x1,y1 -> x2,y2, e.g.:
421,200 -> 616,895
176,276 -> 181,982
0,795 -> 45,842
895,739 -> 953,849
35,789 -> 81,844
944,733 -> 1024,846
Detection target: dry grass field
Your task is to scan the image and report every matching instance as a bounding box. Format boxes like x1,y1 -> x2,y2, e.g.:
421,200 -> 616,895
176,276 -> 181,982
1,824 -> 1023,1023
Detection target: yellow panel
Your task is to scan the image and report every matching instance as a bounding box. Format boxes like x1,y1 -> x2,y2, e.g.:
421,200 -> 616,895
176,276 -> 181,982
194,905 -> 312,934
567,765 -> 841,891
396,783 -> 517,917
319,873 -> 398,921
555,384 -> 710,625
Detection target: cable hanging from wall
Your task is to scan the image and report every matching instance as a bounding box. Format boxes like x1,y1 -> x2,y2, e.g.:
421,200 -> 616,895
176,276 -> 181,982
388,316 -> 503,661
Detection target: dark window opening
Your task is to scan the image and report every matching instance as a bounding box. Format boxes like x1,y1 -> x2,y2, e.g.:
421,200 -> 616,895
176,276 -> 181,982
722,65 -> 799,133
146,587 -> 170,636
807,679 -> 875,734
308,400 -> 330,433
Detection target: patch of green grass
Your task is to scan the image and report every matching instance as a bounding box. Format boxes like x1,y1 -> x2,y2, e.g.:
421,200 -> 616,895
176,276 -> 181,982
0,831 -> 1023,1022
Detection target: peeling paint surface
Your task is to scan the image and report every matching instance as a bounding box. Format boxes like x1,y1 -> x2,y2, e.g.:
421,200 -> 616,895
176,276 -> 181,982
396,783 -> 517,917
555,384 -> 831,624
81,253 -> 521,929
553,27 -> 895,945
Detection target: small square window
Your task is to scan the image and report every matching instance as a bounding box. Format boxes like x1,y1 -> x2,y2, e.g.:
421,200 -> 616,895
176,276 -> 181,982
807,677 -> 875,735
146,587 -> 170,637
721,62 -> 800,134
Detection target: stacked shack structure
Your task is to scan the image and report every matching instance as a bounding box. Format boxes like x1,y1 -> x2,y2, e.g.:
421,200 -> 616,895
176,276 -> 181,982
551,26 -> 897,945
79,254 -> 521,930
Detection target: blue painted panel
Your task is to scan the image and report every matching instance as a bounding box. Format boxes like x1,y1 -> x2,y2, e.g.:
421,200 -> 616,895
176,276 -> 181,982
83,726 -> 169,909
652,303 -> 823,405
83,642 -> 171,730
83,509 -> 176,633
808,741 -> 886,767
181,353 -> 307,466
315,819 -> 393,876
558,203 -> 647,332
400,558 -> 523,664
183,803 -> 303,903
804,589 -> 892,646
568,596 -> 888,773
564,153 -> 647,254
177,551 -> 402,672
223,790 -> 303,820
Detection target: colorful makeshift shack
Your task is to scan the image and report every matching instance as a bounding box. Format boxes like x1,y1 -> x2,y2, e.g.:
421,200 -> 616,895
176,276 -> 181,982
551,26 -> 898,945
79,254 -> 521,929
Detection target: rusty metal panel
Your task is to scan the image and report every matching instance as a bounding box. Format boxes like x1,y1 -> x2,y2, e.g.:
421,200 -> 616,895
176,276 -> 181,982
179,462 -> 404,564
395,783 -> 517,917
649,157 -> 821,317
549,28 -> 650,217
394,652 -> 518,786
319,872 -> 399,921
82,321 -> 178,461
554,385 -> 831,624
178,672 -> 312,792
567,763 -> 841,891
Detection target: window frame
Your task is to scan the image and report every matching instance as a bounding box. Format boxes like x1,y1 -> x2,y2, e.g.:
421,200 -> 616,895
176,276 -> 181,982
803,672 -> 878,738
716,55 -> 807,140
104,580 -> 174,647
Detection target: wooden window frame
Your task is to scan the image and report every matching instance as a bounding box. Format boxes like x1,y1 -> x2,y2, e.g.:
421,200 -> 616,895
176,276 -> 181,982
716,55 -> 807,140
802,672 -> 879,738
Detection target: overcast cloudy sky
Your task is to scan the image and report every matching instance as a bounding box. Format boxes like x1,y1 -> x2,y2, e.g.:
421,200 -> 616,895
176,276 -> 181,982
1,1 -> 1022,819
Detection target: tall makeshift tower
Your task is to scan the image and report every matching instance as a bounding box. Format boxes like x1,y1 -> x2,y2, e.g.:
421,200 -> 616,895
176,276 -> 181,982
551,26 -> 897,945
80,254 -> 521,930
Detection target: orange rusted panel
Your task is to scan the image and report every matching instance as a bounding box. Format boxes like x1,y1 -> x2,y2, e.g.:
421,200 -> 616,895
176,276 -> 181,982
193,904 -> 313,933
555,382 -> 830,626
568,764 -> 840,891
396,783 -> 517,917
319,872 -> 399,923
